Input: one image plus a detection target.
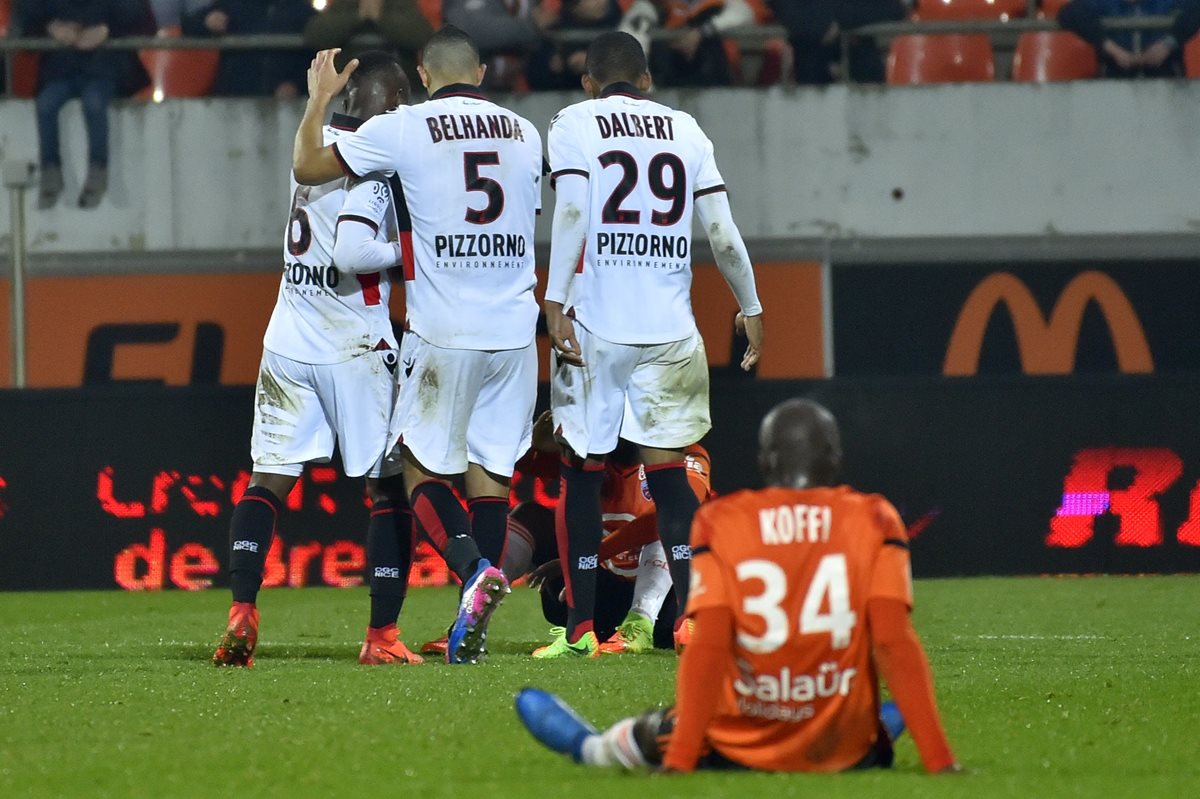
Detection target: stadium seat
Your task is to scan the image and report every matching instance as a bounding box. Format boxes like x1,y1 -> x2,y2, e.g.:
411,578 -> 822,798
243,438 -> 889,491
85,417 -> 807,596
417,0 -> 443,28
916,0 -> 1027,20
138,26 -> 218,99
886,35 -> 996,84
1011,31 -> 1098,81
1185,35 -> 1200,78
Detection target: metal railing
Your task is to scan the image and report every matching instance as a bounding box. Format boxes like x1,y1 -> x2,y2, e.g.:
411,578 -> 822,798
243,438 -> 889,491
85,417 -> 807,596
0,16 -> 1181,95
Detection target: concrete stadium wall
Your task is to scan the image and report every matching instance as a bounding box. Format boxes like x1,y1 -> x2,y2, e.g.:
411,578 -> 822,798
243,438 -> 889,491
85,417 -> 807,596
2,81 -> 1200,260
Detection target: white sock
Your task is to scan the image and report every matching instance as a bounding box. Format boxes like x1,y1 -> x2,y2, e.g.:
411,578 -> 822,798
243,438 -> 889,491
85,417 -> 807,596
630,541 -> 672,622
579,718 -> 646,769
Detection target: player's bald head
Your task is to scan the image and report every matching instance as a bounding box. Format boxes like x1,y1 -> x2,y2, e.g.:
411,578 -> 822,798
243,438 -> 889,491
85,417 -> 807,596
758,399 -> 843,489
420,25 -> 484,88
345,50 -> 410,119
585,31 -> 649,90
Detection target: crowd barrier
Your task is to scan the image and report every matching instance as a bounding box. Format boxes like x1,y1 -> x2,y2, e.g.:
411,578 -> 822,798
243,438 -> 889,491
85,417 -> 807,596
1,373 -> 1197,591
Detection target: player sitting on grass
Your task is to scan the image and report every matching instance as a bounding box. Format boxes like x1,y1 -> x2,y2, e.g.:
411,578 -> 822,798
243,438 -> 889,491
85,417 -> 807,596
419,411 -> 713,657
516,398 -> 962,774
213,52 -> 417,669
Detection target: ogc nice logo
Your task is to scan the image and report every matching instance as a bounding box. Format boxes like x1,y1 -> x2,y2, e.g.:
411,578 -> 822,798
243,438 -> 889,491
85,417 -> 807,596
943,271 -> 1153,376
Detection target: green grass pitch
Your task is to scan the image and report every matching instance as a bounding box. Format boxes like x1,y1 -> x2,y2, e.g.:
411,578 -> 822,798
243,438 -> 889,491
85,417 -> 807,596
1,576 -> 1197,798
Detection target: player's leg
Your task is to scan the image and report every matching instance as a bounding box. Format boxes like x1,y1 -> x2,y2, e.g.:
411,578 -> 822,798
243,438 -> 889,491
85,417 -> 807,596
215,353 -> 333,666
600,541 -> 672,655
315,349 -> 422,664
515,691 -> 678,770
502,500 -> 554,582
625,331 -> 712,648
391,334 -> 486,584
544,325 -> 634,657
463,465 -> 510,571
359,473 -> 423,665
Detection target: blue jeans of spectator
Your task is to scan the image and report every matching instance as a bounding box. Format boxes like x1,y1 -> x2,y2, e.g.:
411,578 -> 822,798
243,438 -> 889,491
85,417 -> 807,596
36,75 -> 114,168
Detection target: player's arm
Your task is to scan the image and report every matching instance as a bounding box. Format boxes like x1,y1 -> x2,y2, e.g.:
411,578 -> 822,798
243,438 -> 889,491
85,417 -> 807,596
332,174 -> 403,273
869,599 -> 960,774
693,153 -> 763,371
544,114 -> 591,366
662,509 -> 733,772
865,499 -> 960,774
293,49 -> 359,185
661,604 -> 734,772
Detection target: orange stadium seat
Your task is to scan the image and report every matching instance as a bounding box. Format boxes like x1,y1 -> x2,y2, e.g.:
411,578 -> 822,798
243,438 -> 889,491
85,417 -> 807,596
2,0 -> 40,98
417,0 -> 443,28
137,26 -> 218,99
916,0 -> 1027,20
1185,35 -> 1200,78
887,34 -> 995,84
1012,31 -> 1097,80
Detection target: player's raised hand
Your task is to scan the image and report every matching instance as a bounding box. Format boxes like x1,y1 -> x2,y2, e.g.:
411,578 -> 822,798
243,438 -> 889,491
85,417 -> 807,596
308,49 -> 359,102
736,312 -> 763,371
545,302 -> 585,367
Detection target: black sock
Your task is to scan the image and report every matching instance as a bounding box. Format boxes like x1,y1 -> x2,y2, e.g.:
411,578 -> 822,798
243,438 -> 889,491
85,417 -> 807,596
644,463 -> 700,620
229,486 -> 283,604
410,480 -> 480,583
367,498 -> 415,629
558,462 -> 605,642
468,496 -> 509,566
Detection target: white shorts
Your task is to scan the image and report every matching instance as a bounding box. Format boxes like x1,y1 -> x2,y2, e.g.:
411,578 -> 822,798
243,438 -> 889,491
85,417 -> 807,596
390,333 -> 537,477
250,348 -> 400,479
551,323 -> 711,457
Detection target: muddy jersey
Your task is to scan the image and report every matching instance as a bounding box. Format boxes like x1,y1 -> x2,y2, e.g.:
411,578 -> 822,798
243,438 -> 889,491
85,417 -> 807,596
331,84 -> 542,351
686,485 -> 913,771
546,84 -> 726,345
263,117 -> 398,364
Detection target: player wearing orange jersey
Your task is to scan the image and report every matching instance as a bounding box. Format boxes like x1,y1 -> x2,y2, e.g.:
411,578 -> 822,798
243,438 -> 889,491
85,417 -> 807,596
420,413 -> 712,657
516,398 -> 960,775
515,436 -> 713,654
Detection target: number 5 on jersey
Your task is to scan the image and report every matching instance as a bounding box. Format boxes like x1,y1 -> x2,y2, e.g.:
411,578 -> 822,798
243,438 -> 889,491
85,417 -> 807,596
736,555 -> 858,654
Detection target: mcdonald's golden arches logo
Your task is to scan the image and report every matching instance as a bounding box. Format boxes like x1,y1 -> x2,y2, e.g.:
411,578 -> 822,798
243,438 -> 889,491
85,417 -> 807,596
944,272 -> 1154,376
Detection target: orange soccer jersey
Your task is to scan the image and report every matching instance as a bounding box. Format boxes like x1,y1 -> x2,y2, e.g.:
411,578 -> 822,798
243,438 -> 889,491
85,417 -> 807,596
682,485 -> 912,772
599,445 -> 713,578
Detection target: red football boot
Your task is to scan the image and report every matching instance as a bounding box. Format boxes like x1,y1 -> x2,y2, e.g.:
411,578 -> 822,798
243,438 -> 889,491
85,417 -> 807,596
213,602 -> 259,667
419,634 -> 449,658
359,625 -> 425,665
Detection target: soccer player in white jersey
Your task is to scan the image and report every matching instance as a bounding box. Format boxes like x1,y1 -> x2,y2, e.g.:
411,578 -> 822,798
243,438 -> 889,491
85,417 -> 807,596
212,53 -> 420,669
536,31 -> 765,659
293,28 -> 544,664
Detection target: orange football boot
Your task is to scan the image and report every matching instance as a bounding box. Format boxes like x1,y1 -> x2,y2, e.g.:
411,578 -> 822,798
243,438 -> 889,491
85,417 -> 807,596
213,602 -> 259,667
359,624 -> 425,665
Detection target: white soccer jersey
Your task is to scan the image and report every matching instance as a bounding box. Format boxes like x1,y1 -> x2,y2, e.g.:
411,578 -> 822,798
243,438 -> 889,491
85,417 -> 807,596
331,85 -> 543,351
546,85 -> 727,345
263,115 -> 399,364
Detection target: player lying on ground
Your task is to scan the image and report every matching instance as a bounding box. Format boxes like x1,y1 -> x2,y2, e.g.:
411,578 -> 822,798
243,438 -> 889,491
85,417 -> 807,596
517,398 -> 962,774
213,52 -> 418,668
541,30 -> 765,659
294,29 -> 544,663
418,412 -> 714,658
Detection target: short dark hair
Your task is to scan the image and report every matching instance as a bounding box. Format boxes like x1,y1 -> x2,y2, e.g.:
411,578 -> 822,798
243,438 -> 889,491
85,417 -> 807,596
348,50 -> 407,91
585,31 -> 648,87
422,25 -> 481,75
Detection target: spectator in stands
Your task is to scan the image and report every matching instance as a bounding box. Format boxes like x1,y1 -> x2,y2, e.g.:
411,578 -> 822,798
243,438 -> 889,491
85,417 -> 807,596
148,0 -> 208,28
181,1 -> 315,97
443,0 -> 560,90
305,0 -> 432,80
620,0 -> 755,87
20,0 -> 151,209
1057,0 -> 1200,77
770,0 -> 906,84
527,0 -> 623,90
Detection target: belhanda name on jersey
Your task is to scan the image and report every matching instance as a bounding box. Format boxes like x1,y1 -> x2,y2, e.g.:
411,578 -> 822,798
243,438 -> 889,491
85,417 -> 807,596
426,114 -> 526,143
435,233 -> 527,258
595,113 -> 675,141
596,232 -> 689,258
